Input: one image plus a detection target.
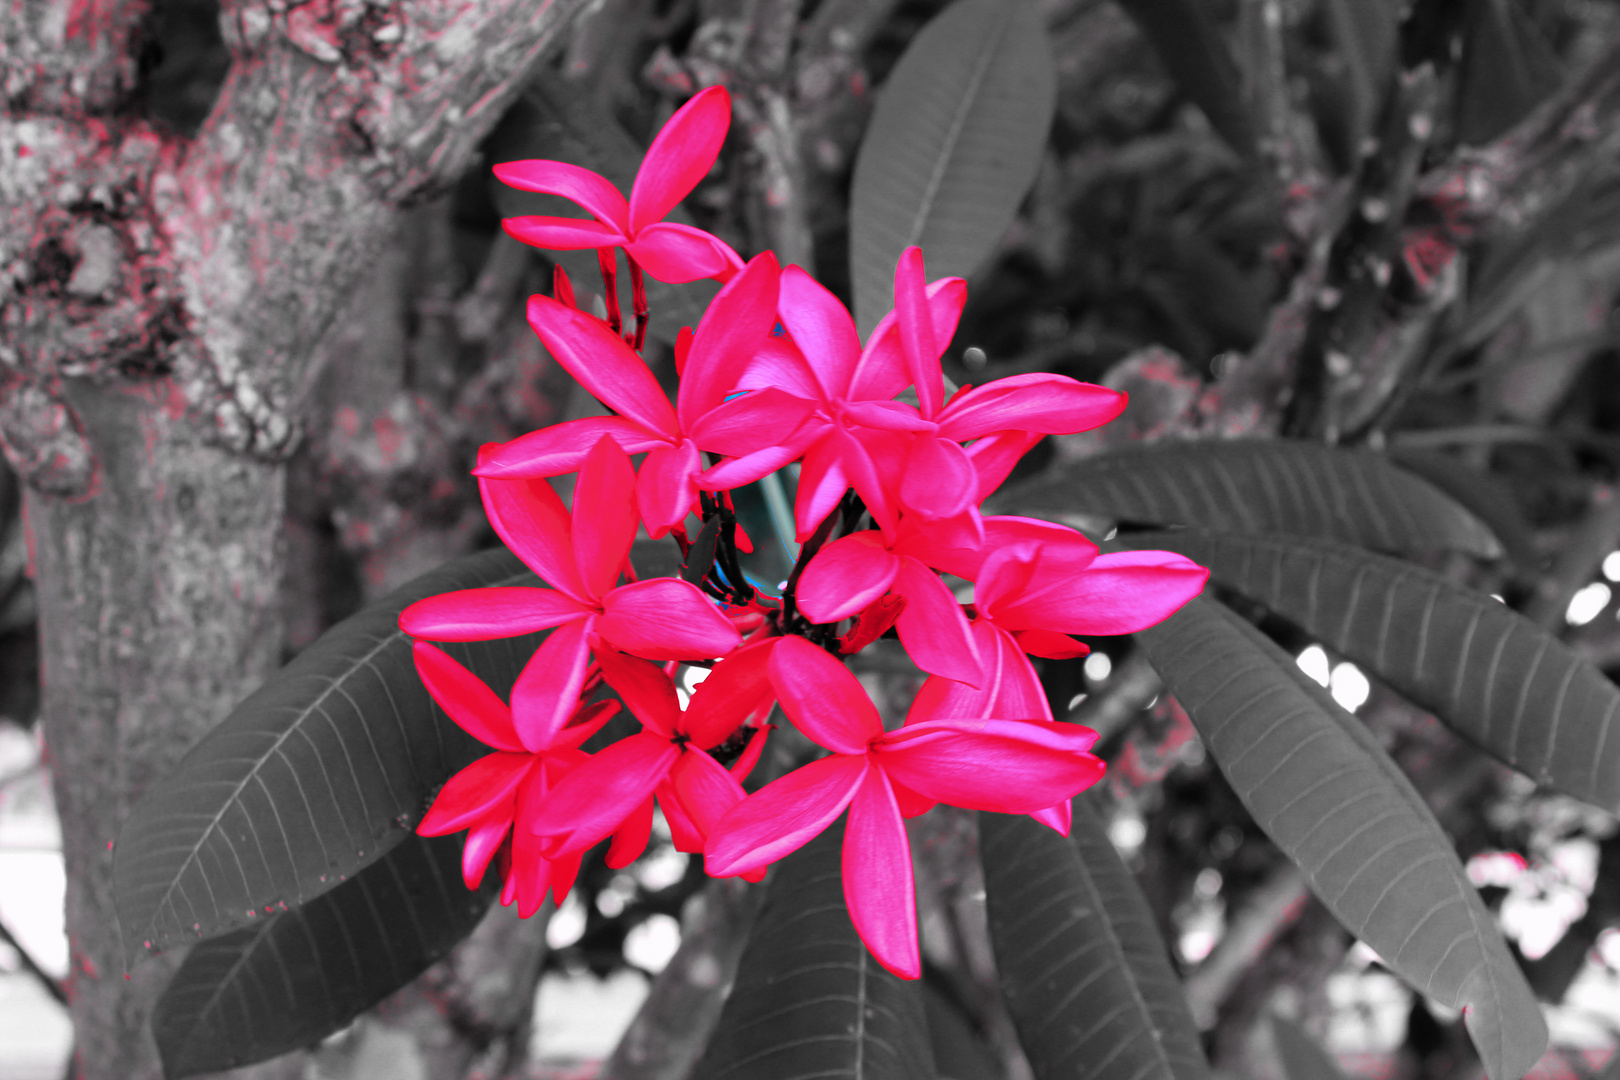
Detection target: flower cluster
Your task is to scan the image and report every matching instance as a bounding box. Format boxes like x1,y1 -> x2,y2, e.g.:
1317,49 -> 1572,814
400,86 -> 1209,978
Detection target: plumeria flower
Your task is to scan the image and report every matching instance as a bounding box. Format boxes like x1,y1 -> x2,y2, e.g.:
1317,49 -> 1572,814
529,639 -> 776,862
704,637 -> 1106,979
399,437 -> 740,746
474,253 -> 814,535
411,642 -> 624,917
496,85 -> 745,283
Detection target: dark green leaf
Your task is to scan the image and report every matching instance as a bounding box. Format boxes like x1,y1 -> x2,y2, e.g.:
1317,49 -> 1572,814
691,819 -> 935,1079
1321,0 -> 1398,160
997,439 -> 1501,558
152,832 -> 496,1079
117,540 -> 680,968
1270,1014 -> 1350,1080
848,0 -> 1055,337
1386,447 -> 1540,570
980,799 -> 1211,1080
1456,0 -> 1561,146
1130,529 -> 1620,813
923,983 -> 1001,1080
489,71 -> 719,344
1135,596 -> 1546,1080
1113,0 -> 1257,161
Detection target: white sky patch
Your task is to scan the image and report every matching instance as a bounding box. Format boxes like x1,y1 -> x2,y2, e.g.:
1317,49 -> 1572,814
675,664 -> 711,707
624,914 -> 682,973
1083,652 -> 1112,682
1604,551 -> 1620,582
1297,645 -> 1330,688
1330,662 -> 1370,712
1567,581 -> 1611,626
546,893 -> 587,949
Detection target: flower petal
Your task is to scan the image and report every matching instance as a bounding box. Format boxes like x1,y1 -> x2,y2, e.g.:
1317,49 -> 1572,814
889,776 -> 937,819
937,374 -> 1127,440
704,754 -> 869,877
677,252 -> 783,430
532,733 -> 678,857
687,389 -> 817,458
895,514 -> 1089,581
555,699 -> 621,750
629,86 -> 731,234
878,720 -> 1105,813
892,557 -> 982,686
768,637 -> 882,753
417,752 -> 530,835
411,642 -> 524,750
461,817 -> 510,889
899,436 -> 976,520
572,437 -> 640,599
510,617 -> 594,751
626,223 -> 740,283
796,532 -> 900,624
493,160 -> 630,230
992,550 -> 1210,635
597,578 -> 742,660
658,777 -> 707,852
1014,628 -> 1090,659
844,768 -> 920,979
894,247 -> 942,419
728,723 -> 772,780
682,637 -> 778,748
968,430 -> 1043,501
636,440 -> 702,536
526,295 -> 678,437
473,418 -> 668,479
793,437 -> 848,541
606,796 -> 656,869
595,648 -> 682,736
850,277 -> 966,402
696,440 -> 813,491
669,749 -> 749,846
1029,801 -> 1072,835
503,215 -> 627,251
478,474 -> 585,600
778,265 -> 862,400
400,587 -> 590,643
733,335 -> 825,402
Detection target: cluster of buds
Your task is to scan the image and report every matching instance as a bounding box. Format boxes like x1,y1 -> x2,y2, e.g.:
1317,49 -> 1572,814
399,86 -> 1209,978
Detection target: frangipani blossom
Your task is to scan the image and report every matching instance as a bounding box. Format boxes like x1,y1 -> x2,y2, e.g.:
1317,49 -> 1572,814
400,438 -> 740,747
473,253 -> 810,534
411,642 -> 621,917
705,637 -> 1105,979
530,639 -> 776,861
496,85 -> 744,283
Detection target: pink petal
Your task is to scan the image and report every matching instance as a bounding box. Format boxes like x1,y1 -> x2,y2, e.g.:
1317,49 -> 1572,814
594,648 -> 682,736
572,438 -> 640,600
728,724 -> 772,780
637,440 -> 703,535
793,438 -> 848,541
629,86 -> 731,234
1029,801 -> 1072,835
677,252 -> 783,430
973,546 -> 1038,613
1014,628 -> 1090,659
473,418 -> 668,479
478,474 -> 585,601
400,587 -> 590,643
687,389 -> 817,458
907,620 -> 1053,723
890,776 -> 937,819
658,777 -> 707,852
511,772 -> 567,916
843,767 -> 920,979
532,733 -> 678,857
411,642 -> 524,750
894,247 -> 942,419
778,265 -> 862,400
682,637 -> 778,748
768,637 -> 882,753
417,752 -> 530,835
526,296 -> 679,438
840,399 -> 934,432
510,618 -> 594,751
733,335 -> 825,402
597,578 -> 742,660
850,277 -> 967,402
834,425 -> 899,540
992,550 -> 1210,635
696,440 -> 813,491
969,431 -> 1043,501
669,750 -> 749,845
461,817 -> 510,889
503,215 -> 627,251
704,754 -> 869,877
899,436 -> 976,520
493,160 -> 630,231
555,700 -> 621,750
877,720 -> 1105,813
895,514 -> 1088,581
892,557 -> 981,686
937,374 -> 1128,440
795,532 -> 900,624
626,223 -> 739,283
606,796 -> 656,869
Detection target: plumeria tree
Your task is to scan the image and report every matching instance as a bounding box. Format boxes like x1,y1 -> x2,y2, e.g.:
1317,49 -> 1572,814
9,0 -> 1620,1079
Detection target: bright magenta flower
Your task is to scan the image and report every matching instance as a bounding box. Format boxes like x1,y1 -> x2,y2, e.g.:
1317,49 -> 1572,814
704,637 -> 1105,979
473,253 -> 814,535
530,639 -> 776,860
496,85 -> 744,283
412,642 -> 622,917
399,437 -> 741,745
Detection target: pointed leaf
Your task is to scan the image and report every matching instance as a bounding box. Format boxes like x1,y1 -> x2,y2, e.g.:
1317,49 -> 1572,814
691,818 -> 936,1079
849,0 -> 1055,336
1129,529 -> 1620,813
1000,439 -> 1501,558
151,832 -> 496,1079
981,799 -> 1212,1080
1135,596 -> 1547,1080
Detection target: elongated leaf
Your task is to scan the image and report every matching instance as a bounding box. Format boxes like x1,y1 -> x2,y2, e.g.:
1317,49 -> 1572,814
1129,529 -> 1620,813
114,548 -> 538,968
1270,1015 -> 1350,1080
999,439 -> 1501,558
1135,596 -> 1547,1080
152,832 -> 496,1079
1456,0 -> 1561,145
1386,447 -> 1539,570
1321,0 -> 1398,162
923,984 -> 1001,1080
980,799 -> 1211,1080
848,0 -> 1055,337
691,819 -> 935,1079
1114,0 -> 1257,160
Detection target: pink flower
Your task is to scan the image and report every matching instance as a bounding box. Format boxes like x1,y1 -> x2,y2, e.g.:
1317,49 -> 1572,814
473,253 -> 814,535
529,639 -> 776,861
496,86 -> 745,283
704,637 -> 1105,979
411,642 -> 622,917
399,437 -> 741,747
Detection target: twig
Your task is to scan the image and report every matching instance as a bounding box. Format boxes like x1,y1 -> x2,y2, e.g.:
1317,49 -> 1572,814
1181,862 -> 1312,1029
0,913 -> 67,1006
1067,649 -> 1162,746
